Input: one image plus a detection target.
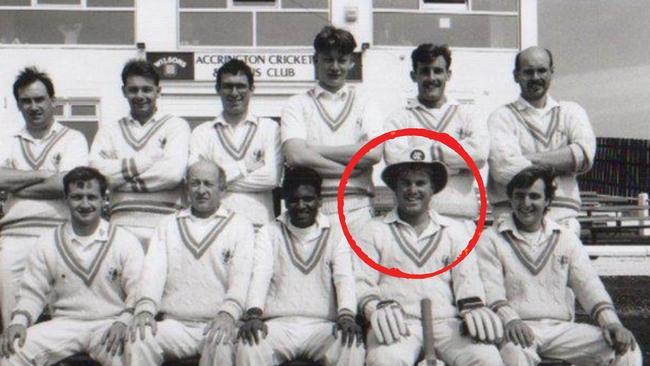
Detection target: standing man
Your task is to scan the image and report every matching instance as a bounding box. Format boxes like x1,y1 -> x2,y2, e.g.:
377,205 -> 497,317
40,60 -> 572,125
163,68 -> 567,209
237,166 -> 364,366
0,67 -> 89,328
488,46 -> 596,234
0,167 -> 143,365
190,59 -> 282,228
126,160 -> 255,365
281,26 -> 383,233
476,166 -> 641,365
356,148 -> 503,366
90,59 -> 190,247
384,43 -> 489,235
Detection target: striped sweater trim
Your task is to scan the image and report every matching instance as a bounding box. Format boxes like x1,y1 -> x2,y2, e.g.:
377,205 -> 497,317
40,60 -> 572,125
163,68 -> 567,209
389,223 -> 442,268
118,114 -> 173,151
121,158 -> 140,192
321,186 -> 372,197
408,104 -> 458,133
502,230 -> 560,275
507,103 -> 560,148
489,300 -> 510,311
177,212 -> 234,259
11,310 -> 33,327
308,87 -> 356,132
590,301 -> 616,320
279,223 -> 330,275
128,157 -> 147,192
359,295 -> 381,314
54,224 -> 116,287
0,217 -> 65,231
214,121 -> 258,161
18,127 -> 69,171
111,200 -> 181,215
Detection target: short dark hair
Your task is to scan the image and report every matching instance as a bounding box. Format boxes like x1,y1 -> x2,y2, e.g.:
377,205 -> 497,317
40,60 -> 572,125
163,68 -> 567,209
216,59 -> 254,90
506,165 -> 556,202
411,43 -> 452,71
63,166 -> 108,198
121,59 -> 160,86
282,166 -> 322,198
514,48 -> 554,71
13,67 -> 55,101
313,26 -> 357,56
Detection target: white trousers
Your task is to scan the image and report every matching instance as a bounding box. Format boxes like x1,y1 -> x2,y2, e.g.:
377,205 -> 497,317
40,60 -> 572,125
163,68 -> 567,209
366,318 -> 504,366
0,233 -> 41,329
236,316 -> 365,366
499,320 -> 642,366
125,318 -> 232,366
1,318 -> 123,366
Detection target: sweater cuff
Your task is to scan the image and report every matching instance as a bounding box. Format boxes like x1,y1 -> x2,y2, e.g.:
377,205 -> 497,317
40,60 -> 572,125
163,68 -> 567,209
338,308 -> 355,319
219,299 -> 244,321
592,303 -> 621,327
134,297 -> 157,317
491,300 -> 520,325
360,296 -> 380,320
117,307 -> 135,325
457,297 -> 484,313
10,311 -> 32,328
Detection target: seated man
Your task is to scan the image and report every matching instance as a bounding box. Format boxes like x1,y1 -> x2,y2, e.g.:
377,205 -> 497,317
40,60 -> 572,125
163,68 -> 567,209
476,166 -> 642,366
237,166 -> 364,366
0,167 -> 143,365
126,160 -> 255,365
356,148 -> 504,366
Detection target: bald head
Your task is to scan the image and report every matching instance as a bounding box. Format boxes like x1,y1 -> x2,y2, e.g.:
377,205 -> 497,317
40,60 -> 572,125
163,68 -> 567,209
186,160 -> 226,217
514,46 -> 553,72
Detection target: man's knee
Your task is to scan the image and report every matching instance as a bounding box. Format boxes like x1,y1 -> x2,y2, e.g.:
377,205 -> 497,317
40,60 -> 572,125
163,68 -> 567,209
235,343 -> 270,366
612,347 -> 643,366
125,334 -> 163,364
499,342 -> 537,366
366,345 -> 414,366
452,344 -> 503,366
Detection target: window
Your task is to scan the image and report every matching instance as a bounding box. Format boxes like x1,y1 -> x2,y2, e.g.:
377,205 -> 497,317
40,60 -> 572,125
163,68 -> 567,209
373,0 -> 519,48
0,0 -> 134,45
178,0 -> 329,47
54,99 -> 100,145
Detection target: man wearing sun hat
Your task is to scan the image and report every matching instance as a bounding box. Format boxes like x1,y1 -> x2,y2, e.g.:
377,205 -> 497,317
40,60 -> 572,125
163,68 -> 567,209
354,148 -> 504,366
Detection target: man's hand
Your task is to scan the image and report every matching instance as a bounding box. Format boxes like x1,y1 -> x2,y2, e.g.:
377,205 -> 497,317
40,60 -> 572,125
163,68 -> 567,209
204,312 -> 236,346
333,314 -> 363,348
602,323 -> 637,355
0,324 -> 26,358
237,308 -> 267,346
129,312 -> 157,342
504,319 -> 534,348
461,307 -> 503,343
101,322 -> 128,356
370,300 -> 410,345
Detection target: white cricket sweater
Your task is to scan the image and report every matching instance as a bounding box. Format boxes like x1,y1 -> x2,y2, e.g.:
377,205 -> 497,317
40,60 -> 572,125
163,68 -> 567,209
134,207 -> 255,322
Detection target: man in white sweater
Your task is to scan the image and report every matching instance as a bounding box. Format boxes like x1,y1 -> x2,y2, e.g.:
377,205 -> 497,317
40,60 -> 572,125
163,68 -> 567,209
477,166 -> 641,365
0,167 -> 143,366
90,59 -> 190,248
356,148 -> 503,366
190,59 -> 282,228
487,47 -> 596,234
236,166 -> 363,366
126,160 -> 255,365
384,43 -> 488,236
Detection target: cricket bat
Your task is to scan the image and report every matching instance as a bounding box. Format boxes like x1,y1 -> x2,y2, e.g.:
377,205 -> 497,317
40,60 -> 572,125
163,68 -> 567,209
417,299 -> 445,366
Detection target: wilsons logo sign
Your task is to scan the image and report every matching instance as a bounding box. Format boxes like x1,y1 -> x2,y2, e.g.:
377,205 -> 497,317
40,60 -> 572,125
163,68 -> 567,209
147,52 -> 194,80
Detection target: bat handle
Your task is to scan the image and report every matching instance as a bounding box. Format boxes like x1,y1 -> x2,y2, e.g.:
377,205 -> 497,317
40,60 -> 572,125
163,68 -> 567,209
420,299 -> 436,362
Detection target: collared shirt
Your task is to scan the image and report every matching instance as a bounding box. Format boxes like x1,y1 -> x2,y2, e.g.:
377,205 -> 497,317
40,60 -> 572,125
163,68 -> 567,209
0,122 -> 88,233
64,220 -> 112,269
487,95 -> 596,220
383,98 -> 487,219
476,214 -> 620,326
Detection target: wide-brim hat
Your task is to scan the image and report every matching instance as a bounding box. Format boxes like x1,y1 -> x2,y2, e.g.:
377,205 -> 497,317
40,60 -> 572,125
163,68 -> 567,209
381,148 -> 448,194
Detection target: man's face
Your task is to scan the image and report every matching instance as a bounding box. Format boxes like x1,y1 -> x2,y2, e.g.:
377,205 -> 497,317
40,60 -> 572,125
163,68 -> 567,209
514,49 -> 553,103
122,75 -> 160,122
16,80 -> 56,133
411,57 -> 451,108
510,179 -> 550,232
315,50 -> 354,93
187,164 -> 223,217
66,179 -> 103,228
286,185 -> 320,228
395,169 -> 435,218
218,72 -> 253,118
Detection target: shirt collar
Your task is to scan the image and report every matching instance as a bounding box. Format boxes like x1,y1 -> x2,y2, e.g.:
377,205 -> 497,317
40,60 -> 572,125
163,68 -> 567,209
383,208 -> 452,237
213,112 -> 258,128
126,110 -> 166,126
406,97 -> 459,111
313,84 -> 350,100
65,219 -> 111,244
277,211 -> 330,231
14,121 -> 64,142
496,213 -> 561,242
177,205 -> 231,220
514,95 -> 559,113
